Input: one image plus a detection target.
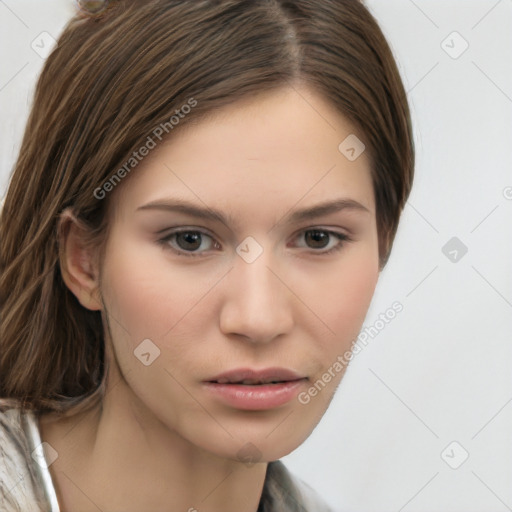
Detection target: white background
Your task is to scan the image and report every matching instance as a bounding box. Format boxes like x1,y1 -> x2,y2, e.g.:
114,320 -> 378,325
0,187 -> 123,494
1,1 -> 511,511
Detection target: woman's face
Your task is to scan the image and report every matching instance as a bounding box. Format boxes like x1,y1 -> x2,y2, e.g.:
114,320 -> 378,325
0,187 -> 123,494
99,85 -> 379,462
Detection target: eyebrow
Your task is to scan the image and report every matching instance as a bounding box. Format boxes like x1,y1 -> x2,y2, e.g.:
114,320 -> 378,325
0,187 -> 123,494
136,197 -> 370,229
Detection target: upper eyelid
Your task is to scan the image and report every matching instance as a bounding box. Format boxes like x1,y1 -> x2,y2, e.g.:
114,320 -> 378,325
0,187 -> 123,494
159,227 -> 217,243
158,226 -> 349,239
157,223 -> 351,234
156,225 -> 214,235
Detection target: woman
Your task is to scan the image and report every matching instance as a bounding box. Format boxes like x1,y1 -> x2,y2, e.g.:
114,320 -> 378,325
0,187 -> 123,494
0,0 -> 414,510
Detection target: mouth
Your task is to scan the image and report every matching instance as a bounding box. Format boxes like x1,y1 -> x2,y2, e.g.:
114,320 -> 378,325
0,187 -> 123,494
205,367 -> 307,386
203,368 -> 308,410
208,377 -> 304,385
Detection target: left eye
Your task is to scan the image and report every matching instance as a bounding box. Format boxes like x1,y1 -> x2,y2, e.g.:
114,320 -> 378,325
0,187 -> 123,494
293,229 -> 349,254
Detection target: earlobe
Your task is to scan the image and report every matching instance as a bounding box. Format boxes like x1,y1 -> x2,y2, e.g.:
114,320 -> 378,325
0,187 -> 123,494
58,209 -> 103,311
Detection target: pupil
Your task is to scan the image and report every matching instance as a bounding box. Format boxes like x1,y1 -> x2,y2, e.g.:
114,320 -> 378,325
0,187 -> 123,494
305,230 -> 328,248
177,232 -> 201,250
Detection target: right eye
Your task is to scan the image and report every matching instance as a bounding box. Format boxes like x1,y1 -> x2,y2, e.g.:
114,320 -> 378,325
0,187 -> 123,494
157,229 -> 221,257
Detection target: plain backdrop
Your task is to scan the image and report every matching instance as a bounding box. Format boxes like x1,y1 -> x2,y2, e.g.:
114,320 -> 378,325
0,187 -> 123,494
1,1 -> 511,511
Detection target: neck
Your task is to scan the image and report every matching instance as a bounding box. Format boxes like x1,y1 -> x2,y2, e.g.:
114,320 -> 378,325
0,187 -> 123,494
40,365 -> 268,512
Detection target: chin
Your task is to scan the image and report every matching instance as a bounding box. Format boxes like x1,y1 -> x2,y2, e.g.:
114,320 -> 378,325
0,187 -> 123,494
190,414 -> 322,465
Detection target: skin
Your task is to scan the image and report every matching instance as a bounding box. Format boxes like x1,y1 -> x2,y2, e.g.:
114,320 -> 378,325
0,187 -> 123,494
39,85 -> 380,512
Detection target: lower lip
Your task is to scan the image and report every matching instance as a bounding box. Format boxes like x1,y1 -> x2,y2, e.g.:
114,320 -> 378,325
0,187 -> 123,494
203,379 -> 307,410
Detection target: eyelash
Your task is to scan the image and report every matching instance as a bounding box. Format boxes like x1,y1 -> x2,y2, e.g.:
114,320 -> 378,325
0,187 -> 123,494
156,228 -> 352,258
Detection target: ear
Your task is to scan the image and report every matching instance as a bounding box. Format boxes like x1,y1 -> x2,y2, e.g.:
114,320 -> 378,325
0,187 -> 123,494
58,208 -> 102,311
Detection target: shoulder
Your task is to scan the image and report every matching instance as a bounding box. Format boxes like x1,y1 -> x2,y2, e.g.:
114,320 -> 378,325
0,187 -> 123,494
291,476 -> 335,512
0,399 -> 54,511
285,464 -> 336,512
264,460 -> 335,512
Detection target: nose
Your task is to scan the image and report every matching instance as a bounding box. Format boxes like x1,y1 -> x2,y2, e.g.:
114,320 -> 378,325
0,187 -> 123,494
219,245 -> 294,344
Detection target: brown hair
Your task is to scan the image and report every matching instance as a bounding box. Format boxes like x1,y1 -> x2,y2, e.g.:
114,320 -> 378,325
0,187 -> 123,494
0,0 -> 414,416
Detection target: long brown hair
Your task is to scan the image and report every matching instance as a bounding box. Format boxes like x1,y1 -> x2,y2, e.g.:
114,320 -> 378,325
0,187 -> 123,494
0,0 -> 414,417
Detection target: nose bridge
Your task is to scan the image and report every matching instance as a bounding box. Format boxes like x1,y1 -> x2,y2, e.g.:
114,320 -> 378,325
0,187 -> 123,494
219,240 -> 293,342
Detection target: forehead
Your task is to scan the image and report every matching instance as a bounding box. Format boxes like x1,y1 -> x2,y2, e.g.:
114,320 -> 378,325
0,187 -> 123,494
112,85 -> 375,220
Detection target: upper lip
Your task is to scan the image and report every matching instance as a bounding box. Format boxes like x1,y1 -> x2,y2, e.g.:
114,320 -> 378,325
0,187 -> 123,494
205,367 -> 307,385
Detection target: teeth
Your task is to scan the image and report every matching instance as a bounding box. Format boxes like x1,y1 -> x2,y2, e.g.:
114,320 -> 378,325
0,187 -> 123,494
215,378 -> 229,384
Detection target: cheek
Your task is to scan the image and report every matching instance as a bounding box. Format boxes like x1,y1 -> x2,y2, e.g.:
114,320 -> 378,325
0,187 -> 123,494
333,256 -> 379,326
100,231 -> 215,342
98,234 -> 220,407
303,244 -> 380,364
294,249 -> 378,416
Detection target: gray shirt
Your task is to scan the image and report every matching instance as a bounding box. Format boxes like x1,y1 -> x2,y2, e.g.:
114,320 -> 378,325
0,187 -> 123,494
0,403 -> 334,511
